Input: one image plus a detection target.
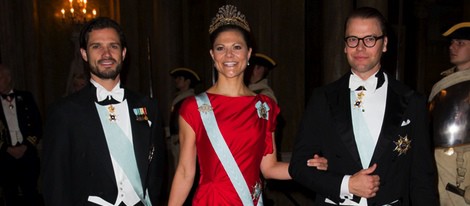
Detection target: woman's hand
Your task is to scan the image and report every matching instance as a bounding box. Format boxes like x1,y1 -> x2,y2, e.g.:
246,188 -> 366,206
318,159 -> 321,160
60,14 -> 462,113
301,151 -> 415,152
307,154 -> 328,171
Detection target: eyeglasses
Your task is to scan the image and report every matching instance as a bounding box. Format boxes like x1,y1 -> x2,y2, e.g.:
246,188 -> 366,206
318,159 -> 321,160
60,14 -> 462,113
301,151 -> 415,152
344,35 -> 385,48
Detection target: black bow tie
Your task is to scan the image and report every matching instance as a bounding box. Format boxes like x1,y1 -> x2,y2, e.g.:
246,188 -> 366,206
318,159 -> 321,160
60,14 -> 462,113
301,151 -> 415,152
356,86 -> 366,91
96,97 -> 121,106
1,93 -> 14,100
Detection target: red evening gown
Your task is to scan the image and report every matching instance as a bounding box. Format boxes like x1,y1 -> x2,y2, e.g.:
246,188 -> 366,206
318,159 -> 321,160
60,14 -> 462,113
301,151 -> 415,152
180,93 -> 279,206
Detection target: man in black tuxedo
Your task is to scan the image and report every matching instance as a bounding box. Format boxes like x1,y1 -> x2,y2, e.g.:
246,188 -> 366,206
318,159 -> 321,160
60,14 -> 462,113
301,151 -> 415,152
0,64 -> 42,206
289,7 -> 438,206
42,17 -> 166,206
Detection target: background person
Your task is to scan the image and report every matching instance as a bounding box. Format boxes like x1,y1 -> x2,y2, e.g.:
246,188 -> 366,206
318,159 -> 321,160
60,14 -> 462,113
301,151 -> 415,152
0,64 -> 42,206
245,53 -> 277,102
429,22 -> 470,206
166,67 -> 200,172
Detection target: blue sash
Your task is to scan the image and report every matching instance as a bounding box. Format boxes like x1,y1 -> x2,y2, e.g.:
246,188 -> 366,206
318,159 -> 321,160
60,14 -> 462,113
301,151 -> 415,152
350,91 -> 375,169
96,105 -> 152,206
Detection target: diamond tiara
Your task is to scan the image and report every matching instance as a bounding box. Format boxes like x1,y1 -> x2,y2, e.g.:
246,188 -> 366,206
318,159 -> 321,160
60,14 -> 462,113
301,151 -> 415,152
208,5 -> 251,34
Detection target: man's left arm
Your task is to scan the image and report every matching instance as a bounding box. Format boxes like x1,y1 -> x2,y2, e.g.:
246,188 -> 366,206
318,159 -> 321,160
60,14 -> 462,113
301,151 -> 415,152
146,98 -> 167,204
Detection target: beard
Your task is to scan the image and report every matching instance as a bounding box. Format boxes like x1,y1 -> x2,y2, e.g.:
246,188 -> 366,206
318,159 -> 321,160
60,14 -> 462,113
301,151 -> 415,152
89,58 -> 122,80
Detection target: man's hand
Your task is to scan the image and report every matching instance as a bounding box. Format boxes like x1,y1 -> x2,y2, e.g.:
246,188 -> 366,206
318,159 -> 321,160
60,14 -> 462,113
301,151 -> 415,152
349,163 -> 380,198
7,145 -> 27,159
307,154 -> 328,171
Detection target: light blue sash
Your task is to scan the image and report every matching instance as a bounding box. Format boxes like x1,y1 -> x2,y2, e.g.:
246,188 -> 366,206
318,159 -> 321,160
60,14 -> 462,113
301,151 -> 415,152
195,93 -> 262,206
350,91 -> 375,169
96,105 -> 152,206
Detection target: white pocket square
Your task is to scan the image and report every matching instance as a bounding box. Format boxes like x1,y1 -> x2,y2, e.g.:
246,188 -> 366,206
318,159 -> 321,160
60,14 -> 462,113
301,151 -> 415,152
401,119 -> 411,126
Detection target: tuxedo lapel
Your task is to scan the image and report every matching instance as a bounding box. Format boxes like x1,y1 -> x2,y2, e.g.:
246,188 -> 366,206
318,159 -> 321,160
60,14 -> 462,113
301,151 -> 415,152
327,74 -> 362,167
81,85 -> 117,182
370,79 -> 409,164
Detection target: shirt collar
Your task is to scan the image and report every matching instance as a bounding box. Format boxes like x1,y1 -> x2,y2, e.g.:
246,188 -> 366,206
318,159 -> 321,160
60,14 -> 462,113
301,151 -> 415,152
349,70 -> 385,93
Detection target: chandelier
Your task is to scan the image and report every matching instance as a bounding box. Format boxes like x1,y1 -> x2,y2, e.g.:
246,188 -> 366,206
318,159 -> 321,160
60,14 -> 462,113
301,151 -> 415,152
60,0 -> 97,25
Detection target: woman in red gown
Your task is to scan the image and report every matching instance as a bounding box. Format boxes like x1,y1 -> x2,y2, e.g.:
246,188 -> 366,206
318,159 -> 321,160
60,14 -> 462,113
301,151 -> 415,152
168,5 -> 327,205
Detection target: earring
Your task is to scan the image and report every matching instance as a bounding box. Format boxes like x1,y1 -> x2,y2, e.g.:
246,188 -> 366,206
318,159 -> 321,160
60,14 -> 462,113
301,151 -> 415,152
247,62 -> 250,66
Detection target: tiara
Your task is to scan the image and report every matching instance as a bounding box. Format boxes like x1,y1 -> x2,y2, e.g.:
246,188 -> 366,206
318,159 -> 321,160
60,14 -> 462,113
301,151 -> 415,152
209,5 -> 251,34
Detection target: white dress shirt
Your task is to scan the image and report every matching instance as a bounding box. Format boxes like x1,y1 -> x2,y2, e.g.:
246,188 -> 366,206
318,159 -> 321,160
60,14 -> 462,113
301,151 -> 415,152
1,90 -> 23,146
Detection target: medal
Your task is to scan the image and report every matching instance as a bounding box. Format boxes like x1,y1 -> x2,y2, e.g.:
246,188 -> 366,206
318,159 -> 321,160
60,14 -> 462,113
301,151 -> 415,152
133,107 -> 149,121
4,96 -> 14,109
354,86 -> 366,112
107,105 -> 116,122
252,181 -> 262,201
255,101 -> 270,120
198,104 -> 212,114
393,135 -> 411,156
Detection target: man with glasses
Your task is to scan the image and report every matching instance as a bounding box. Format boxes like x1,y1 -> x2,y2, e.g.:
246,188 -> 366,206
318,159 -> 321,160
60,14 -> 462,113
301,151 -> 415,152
289,7 -> 438,206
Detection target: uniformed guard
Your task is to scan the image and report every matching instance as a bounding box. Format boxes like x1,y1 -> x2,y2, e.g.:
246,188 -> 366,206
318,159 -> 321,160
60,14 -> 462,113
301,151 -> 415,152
167,67 -> 201,170
245,53 -> 278,103
429,22 -> 470,206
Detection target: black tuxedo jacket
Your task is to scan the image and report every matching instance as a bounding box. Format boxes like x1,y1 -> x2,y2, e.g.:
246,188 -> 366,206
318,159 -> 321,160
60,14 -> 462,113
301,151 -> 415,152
42,84 -> 166,206
0,90 -> 42,151
289,72 -> 438,205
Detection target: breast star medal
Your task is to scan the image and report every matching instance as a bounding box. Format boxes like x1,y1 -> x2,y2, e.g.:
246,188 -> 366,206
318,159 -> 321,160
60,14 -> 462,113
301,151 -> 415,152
393,135 -> 411,156
107,105 -> 116,122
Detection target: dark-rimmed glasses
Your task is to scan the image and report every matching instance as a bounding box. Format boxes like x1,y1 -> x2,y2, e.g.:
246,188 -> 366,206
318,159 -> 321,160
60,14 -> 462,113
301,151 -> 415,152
344,35 -> 385,48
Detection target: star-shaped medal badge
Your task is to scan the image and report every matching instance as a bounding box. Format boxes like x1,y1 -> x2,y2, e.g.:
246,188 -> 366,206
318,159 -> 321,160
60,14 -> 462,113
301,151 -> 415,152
393,135 -> 411,156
